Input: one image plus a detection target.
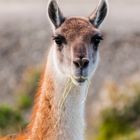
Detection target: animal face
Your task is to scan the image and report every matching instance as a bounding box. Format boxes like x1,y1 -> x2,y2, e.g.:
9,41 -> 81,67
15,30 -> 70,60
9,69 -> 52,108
48,0 -> 108,83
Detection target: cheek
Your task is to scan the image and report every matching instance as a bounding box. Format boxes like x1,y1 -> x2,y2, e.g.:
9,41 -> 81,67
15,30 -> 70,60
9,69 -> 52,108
56,45 -> 65,64
89,49 -> 99,70
91,49 -> 98,63
63,47 -> 72,65
57,51 -> 64,64
87,51 -> 99,78
56,47 -> 72,71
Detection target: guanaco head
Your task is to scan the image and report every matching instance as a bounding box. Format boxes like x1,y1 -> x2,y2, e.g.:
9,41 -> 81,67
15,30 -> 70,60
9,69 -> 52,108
47,0 -> 108,84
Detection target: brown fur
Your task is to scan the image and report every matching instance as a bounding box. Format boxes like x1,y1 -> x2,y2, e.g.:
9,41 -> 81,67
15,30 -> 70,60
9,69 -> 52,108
26,70 -> 58,140
0,134 -> 26,140
0,70 -> 58,140
55,17 -> 102,70
57,17 -> 99,42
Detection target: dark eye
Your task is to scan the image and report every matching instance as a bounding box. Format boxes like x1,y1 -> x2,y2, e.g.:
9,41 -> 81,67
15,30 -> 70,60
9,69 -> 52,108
53,35 -> 65,46
91,35 -> 103,47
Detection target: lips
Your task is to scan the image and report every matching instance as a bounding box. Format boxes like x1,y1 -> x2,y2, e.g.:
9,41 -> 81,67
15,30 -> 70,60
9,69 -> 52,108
72,75 -> 87,83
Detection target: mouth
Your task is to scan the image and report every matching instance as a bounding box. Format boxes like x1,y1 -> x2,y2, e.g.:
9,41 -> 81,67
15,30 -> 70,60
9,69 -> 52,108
75,76 -> 87,83
71,75 -> 88,84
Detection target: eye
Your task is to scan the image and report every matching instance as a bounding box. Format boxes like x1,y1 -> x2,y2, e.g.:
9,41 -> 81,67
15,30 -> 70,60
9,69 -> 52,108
91,35 -> 103,48
53,35 -> 66,46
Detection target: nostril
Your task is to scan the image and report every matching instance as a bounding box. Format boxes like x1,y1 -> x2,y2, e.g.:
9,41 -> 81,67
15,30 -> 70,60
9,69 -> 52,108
73,60 -> 81,68
82,58 -> 89,68
73,58 -> 89,68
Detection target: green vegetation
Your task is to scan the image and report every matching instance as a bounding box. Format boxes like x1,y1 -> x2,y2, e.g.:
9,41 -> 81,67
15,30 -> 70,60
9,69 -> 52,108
95,79 -> 140,140
0,67 -> 41,135
97,108 -> 134,140
0,105 -> 26,135
18,94 -> 32,110
17,68 -> 41,110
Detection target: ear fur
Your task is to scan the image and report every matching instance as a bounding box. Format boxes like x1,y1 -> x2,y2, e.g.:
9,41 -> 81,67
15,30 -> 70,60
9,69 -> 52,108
48,0 -> 65,28
89,0 -> 109,28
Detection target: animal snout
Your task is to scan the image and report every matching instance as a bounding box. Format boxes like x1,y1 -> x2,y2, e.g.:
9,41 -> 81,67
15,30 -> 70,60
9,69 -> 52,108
73,58 -> 89,69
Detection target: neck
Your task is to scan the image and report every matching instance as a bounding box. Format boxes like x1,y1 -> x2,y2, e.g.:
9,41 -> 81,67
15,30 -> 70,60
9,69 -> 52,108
27,48 -> 89,140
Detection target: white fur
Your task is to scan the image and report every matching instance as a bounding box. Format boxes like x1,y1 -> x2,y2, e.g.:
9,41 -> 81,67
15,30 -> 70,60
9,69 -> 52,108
46,45 -> 91,140
52,44 -> 65,77
88,50 -> 100,80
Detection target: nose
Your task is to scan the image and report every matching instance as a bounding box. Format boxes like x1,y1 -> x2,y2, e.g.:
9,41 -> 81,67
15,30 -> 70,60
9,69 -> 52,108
73,57 -> 89,69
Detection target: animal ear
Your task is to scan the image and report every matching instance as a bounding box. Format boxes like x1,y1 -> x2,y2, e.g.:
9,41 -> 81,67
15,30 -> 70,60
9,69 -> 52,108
47,0 -> 65,28
89,0 -> 109,28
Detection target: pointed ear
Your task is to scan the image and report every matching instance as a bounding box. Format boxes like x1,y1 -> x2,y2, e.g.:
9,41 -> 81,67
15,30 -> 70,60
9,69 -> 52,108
47,0 -> 65,28
89,0 -> 109,28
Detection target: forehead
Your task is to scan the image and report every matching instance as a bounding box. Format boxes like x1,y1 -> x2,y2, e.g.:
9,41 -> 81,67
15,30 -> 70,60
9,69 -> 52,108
56,17 -> 99,41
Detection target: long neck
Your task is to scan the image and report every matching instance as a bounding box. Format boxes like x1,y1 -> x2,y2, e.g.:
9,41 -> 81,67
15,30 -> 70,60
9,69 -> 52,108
27,47 -> 88,140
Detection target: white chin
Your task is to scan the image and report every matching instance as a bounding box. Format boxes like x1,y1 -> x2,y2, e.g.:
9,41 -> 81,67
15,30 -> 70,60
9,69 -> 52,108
70,75 -> 88,86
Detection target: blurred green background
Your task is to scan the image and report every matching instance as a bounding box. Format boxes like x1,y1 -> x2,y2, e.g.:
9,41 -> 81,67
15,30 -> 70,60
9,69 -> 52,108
0,0 -> 140,139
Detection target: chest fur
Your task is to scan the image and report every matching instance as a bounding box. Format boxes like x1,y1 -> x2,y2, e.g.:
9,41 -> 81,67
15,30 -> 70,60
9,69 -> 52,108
55,85 -> 87,140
